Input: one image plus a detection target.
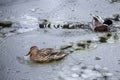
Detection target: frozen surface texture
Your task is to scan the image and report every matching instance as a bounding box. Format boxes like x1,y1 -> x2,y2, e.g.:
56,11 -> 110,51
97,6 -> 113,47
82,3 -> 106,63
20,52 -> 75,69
0,0 -> 120,80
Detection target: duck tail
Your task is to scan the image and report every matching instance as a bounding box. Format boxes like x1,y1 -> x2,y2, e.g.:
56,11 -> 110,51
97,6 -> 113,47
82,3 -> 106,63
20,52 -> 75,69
25,52 -> 30,56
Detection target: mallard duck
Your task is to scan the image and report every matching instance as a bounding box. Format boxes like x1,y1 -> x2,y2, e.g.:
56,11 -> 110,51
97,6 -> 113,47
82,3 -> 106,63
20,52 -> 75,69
91,16 -> 112,32
26,46 -> 67,62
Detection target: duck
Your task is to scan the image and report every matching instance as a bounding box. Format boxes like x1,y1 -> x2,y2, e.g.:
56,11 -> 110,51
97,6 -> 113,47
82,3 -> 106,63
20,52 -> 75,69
90,16 -> 113,32
25,46 -> 67,63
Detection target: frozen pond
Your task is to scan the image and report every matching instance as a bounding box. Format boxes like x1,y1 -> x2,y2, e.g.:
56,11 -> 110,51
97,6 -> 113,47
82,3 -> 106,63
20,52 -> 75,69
0,29 -> 120,80
0,0 -> 120,80
0,0 -> 120,22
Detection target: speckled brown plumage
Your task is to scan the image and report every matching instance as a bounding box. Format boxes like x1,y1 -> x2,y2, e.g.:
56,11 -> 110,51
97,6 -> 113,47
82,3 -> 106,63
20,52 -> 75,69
26,46 -> 67,62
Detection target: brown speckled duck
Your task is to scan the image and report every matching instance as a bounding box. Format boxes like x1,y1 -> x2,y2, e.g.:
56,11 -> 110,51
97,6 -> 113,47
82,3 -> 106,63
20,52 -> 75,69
26,46 -> 67,62
91,16 -> 113,32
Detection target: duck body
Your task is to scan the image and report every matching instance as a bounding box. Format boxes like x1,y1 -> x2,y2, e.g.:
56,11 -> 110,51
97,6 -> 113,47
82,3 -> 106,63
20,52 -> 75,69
91,16 -> 112,32
94,24 -> 109,32
26,46 -> 67,63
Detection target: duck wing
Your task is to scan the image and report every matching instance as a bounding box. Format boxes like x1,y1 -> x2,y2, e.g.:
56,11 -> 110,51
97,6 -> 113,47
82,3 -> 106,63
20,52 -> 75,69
36,48 -> 67,62
92,16 -> 104,28
37,48 -> 54,56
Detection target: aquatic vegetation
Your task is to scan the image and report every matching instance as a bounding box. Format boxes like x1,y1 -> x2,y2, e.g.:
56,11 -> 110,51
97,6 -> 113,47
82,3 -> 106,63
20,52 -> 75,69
60,40 -> 97,53
99,37 -> 107,43
95,57 -> 101,60
60,32 -> 119,54
98,33 -> 119,43
113,14 -> 120,21
61,43 -> 73,50
109,0 -> 120,3
76,41 -> 91,50
106,33 -> 112,37
86,40 -> 92,43
39,23 -> 44,28
38,20 -> 87,29
39,19 -> 51,28
0,21 -> 13,28
113,33 -> 119,40
62,24 -> 70,29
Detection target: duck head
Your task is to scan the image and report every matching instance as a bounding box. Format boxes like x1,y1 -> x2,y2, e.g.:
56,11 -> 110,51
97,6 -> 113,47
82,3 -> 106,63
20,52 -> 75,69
26,46 -> 39,56
103,18 -> 113,26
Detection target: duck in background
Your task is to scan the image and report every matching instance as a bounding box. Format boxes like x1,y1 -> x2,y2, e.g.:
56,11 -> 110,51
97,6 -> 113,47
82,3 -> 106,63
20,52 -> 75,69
25,46 -> 67,63
90,16 -> 113,32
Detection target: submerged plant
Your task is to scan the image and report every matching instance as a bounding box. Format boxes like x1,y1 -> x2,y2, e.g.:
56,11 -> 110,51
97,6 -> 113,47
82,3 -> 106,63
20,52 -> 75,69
60,40 -> 95,53
62,24 -> 70,29
113,33 -> 119,40
99,37 -> 107,43
113,14 -> 120,21
98,33 -> 113,43
39,24 -> 44,28
61,43 -> 73,50
106,33 -> 112,38
0,21 -> 13,28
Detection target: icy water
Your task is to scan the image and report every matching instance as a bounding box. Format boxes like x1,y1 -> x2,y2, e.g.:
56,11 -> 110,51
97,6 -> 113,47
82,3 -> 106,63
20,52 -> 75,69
0,0 -> 120,22
0,0 -> 120,80
0,29 -> 120,80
